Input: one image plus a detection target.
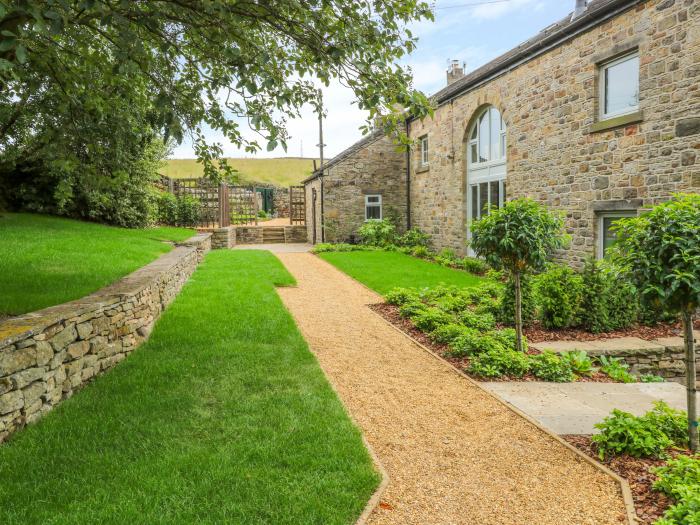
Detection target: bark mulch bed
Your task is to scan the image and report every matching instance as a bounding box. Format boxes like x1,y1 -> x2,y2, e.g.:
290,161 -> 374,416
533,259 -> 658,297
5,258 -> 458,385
370,303 -> 614,383
563,435 -> 693,524
524,319 -> 699,344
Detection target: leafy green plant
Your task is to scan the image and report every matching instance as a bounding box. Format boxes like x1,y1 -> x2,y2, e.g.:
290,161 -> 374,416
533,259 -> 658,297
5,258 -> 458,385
579,258 -> 639,333
592,402 -> 687,459
459,257 -> 489,275
458,310 -> 496,332
447,331 -> 504,358
598,356 -> 636,383
559,350 -> 595,377
411,308 -> 453,332
176,195 -> 201,227
529,351 -> 575,382
397,228 -> 430,249
468,349 -> 530,379
430,323 -> 472,344
385,287 -> 420,306
155,190 -> 178,225
357,219 -> 397,247
534,264 -> 583,329
433,248 -> 459,267
655,491 -> 700,525
311,243 -> 370,253
486,328 -> 523,352
612,194 -> 700,451
641,374 -> 665,383
410,245 -> 431,258
470,198 -> 568,352
653,455 -> 700,500
496,274 -> 536,327
398,300 -> 428,318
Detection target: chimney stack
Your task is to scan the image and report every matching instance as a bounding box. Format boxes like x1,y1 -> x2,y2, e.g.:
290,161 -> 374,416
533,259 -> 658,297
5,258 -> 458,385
446,60 -> 465,86
571,0 -> 587,20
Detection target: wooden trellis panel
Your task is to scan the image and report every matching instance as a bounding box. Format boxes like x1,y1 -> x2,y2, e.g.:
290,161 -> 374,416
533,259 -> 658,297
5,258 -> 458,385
289,185 -> 305,225
228,186 -> 258,225
170,177 -> 221,228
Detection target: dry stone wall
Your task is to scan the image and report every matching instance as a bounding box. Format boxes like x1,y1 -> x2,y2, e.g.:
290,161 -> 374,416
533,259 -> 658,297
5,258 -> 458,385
0,233 -> 211,443
409,0 -> 700,265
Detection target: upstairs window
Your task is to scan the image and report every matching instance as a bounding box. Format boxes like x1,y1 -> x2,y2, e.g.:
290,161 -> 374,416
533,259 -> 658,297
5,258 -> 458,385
365,194 -> 382,220
420,135 -> 429,167
599,52 -> 639,120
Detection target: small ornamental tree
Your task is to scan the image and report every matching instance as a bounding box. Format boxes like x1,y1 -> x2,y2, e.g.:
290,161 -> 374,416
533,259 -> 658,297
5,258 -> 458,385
612,193 -> 700,452
470,198 -> 567,352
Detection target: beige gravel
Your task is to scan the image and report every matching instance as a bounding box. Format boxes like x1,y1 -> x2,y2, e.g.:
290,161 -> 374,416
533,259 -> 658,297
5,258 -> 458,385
276,253 -> 629,525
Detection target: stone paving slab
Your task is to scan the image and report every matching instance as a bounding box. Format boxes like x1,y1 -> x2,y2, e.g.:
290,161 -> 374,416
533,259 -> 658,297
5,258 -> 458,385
482,381 -> 690,435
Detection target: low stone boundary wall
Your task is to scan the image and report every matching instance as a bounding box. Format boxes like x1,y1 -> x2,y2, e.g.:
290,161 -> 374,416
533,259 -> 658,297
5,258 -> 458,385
0,233 -> 211,443
211,226 -> 236,249
535,335 -> 698,383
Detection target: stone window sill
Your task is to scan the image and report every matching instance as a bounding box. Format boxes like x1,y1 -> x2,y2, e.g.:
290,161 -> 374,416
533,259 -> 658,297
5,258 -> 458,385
415,164 -> 430,174
589,111 -> 643,133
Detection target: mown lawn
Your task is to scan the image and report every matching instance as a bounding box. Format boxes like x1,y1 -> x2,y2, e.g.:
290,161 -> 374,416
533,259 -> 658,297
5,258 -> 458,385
0,250 -> 379,524
0,213 -> 195,316
318,250 -> 484,294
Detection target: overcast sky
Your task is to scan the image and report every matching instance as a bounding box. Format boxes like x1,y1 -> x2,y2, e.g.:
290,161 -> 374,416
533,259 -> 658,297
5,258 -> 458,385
170,0 -> 576,160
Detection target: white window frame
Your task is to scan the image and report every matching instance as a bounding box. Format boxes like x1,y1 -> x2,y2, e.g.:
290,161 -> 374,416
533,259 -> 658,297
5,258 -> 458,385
599,51 -> 639,120
364,194 -> 382,221
420,135 -> 429,167
597,211 -> 636,259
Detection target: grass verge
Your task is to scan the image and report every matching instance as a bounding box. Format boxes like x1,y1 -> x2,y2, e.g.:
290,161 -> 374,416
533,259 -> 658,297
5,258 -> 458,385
318,250 -> 484,294
0,250 -> 379,524
0,213 -> 195,316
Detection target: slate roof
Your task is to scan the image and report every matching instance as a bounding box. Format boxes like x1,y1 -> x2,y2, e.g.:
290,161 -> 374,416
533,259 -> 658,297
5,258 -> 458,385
306,0 -> 644,182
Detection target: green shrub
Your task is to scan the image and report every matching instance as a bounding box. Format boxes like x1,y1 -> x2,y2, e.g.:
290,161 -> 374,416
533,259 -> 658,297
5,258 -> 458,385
447,331 -> 504,358
398,228 -> 430,248
311,243 -> 370,253
655,491 -> 700,525
534,264 -> 583,329
459,256 -> 489,275
410,245 -> 431,258
155,190 -> 178,225
497,274 -> 536,326
412,308 -> 453,332
529,351 -> 575,382
385,287 -> 420,306
598,356 -> 636,383
486,328 -> 525,352
468,349 -> 530,378
398,300 -> 428,318
433,248 -> 458,267
357,219 -> 397,247
458,310 -> 496,331
559,350 -> 594,377
641,374 -> 665,383
176,195 -> 201,226
592,402 -> 687,459
653,455 -> 700,500
430,323 -> 472,344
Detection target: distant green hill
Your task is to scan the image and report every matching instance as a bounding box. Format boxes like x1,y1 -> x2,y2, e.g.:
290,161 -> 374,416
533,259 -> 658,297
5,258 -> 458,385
162,157 -> 318,187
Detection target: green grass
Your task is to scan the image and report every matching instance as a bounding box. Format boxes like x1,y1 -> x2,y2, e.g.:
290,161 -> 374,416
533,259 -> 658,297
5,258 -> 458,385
0,213 -> 195,316
318,250 -> 484,294
0,250 -> 379,524
163,157 -> 318,187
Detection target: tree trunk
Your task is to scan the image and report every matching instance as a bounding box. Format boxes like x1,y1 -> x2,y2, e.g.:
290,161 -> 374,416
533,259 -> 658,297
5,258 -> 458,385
514,271 -> 523,353
682,309 -> 698,452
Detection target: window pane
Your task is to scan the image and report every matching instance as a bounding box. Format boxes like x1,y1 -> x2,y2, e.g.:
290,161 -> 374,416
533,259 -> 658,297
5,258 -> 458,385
490,181 -> 500,210
490,108 -> 500,160
478,114 -> 489,162
366,195 -> 379,203
366,205 -> 381,220
469,142 -> 477,164
604,55 -> 639,116
500,132 -> 506,160
479,182 -> 489,215
471,185 -> 478,220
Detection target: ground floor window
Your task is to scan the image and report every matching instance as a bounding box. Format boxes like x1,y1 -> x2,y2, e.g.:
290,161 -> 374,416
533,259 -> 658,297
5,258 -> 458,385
469,179 -> 506,221
365,194 -> 382,220
598,211 -> 636,258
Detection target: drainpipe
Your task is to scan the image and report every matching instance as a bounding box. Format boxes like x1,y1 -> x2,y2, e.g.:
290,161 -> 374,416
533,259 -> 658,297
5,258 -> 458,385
405,117 -> 411,230
318,90 -> 326,243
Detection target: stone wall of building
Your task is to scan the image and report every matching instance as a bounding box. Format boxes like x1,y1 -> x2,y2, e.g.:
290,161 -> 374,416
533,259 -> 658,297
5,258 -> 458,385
0,233 -> 211,443
309,130 -> 408,243
409,0 -> 700,265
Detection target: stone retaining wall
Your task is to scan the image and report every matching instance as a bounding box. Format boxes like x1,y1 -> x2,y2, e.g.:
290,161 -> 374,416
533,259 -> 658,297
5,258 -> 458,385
235,226 -> 264,244
211,226 -> 236,249
0,233 -> 211,443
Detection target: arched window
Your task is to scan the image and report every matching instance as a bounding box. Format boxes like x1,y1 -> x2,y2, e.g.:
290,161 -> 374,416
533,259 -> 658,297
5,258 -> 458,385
467,106 -> 506,242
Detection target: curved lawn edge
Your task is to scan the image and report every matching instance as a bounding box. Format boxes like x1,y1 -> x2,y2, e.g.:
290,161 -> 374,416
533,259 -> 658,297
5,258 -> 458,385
369,305 -> 639,525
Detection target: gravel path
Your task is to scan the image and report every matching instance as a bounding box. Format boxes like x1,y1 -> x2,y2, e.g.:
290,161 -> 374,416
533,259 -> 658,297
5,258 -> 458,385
276,253 -> 630,525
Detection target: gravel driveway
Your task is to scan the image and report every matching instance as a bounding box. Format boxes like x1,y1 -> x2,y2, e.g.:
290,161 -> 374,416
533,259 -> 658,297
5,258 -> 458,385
276,253 -> 630,525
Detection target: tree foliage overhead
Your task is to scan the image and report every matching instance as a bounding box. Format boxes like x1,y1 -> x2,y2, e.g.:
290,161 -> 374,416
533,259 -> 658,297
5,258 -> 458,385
0,0 -> 434,169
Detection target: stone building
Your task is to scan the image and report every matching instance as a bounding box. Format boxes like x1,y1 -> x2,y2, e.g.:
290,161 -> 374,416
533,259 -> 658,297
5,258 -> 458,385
303,0 -> 700,265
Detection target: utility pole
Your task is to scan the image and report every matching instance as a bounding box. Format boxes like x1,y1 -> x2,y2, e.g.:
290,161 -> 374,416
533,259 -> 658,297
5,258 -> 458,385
317,90 -> 326,242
